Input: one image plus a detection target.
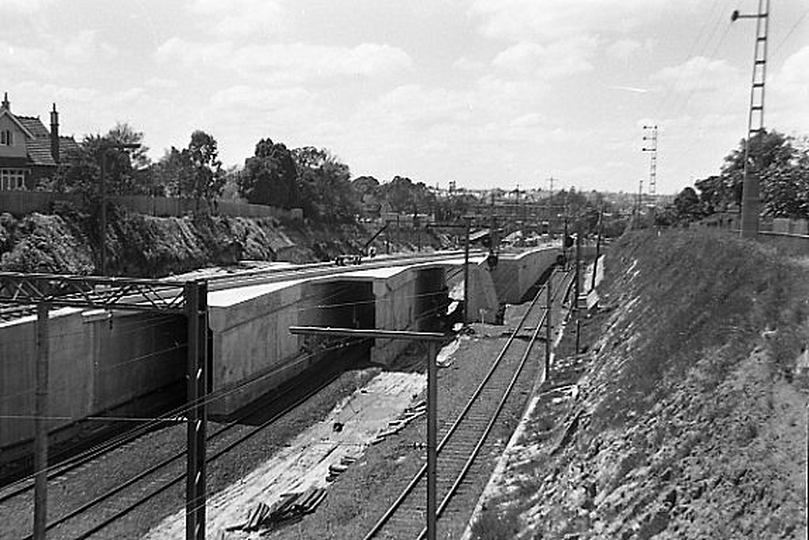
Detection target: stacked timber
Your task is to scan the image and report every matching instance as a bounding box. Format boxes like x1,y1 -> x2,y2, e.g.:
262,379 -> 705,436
370,400 -> 427,445
233,486 -> 328,532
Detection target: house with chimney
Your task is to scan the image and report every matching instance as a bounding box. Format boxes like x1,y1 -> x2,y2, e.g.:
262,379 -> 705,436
0,92 -> 80,191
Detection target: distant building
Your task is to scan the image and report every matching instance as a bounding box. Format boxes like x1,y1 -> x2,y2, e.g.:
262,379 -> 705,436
0,92 -> 80,190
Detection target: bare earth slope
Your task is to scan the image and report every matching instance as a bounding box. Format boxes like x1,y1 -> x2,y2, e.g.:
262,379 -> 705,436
0,208 -> 436,277
474,229 -> 808,539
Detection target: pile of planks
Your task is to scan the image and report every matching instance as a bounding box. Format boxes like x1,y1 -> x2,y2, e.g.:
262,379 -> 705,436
370,400 -> 427,445
234,486 -> 328,532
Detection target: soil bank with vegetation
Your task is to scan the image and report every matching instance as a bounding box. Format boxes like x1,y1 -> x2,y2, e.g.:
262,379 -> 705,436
0,205 -> 442,277
472,229 -> 808,539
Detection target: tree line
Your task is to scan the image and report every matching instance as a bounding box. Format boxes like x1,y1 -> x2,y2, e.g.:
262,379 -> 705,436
43,123 -> 470,224
43,122 -> 623,230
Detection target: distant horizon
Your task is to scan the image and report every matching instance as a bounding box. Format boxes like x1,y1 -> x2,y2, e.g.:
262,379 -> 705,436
2,1 -> 807,195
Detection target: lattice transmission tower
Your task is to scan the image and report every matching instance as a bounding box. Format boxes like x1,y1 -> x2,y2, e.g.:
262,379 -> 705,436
732,0 -> 770,238
642,125 -> 658,197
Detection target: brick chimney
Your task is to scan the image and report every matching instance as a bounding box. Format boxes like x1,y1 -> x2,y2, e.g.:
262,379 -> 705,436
50,103 -> 60,163
1,92 -> 9,111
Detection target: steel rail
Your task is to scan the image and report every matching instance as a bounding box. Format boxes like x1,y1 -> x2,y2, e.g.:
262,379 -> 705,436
416,271 -> 569,539
363,269 -> 572,539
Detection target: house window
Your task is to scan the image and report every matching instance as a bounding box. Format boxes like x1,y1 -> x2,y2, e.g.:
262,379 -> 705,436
0,130 -> 12,146
0,169 -> 26,190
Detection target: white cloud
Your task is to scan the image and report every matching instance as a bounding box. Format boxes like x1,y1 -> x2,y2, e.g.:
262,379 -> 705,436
0,41 -> 50,72
493,36 -> 598,78
0,0 -> 52,13
769,46 -> 809,132
606,39 -> 642,59
773,46 -> 809,95
156,39 -> 413,85
453,56 -> 485,72
210,85 -> 314,112
652,56 -> 741,93
469,0 -> 673,42
59,30 -> 117,64
189,0 -> 286,39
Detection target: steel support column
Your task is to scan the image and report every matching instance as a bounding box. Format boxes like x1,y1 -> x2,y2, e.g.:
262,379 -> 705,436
545,272 -> 552,376
463,218 -> 471,324
33,302 -> 50,540
185,281 -> 208,540
426,340 -> 438,540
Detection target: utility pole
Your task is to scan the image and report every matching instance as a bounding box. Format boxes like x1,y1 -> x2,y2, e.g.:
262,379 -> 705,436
591,205 -> 603,292
642,125 -> 658,196
464,217 -> 471,324
545,270 -> 552,376
732,0 -> 770,238
635,177 -> 644,229
547,177 -> 555,239
489,192 -> 497,255
562,194 -> 569,269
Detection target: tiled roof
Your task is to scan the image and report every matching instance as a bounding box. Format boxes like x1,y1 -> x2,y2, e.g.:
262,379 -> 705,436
26,139 -> 57,166
15,116 -> 50,138
58,136 -> 81,160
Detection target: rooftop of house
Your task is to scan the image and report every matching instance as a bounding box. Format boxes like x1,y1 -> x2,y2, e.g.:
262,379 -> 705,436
1,92 -> 80,167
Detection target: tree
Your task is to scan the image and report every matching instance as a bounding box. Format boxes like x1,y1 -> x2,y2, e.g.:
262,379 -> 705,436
151,147 -> 191,197
673,187 -> 703,222
239,138 -> 299,208
107,122 -> 151,170
292,147 -> 357,223
352,175 -> 380,196
181,130 -> 225,207
48,123 -> 153,198
693,129 -> 809,219
377,176 -> 435,215
761,163 -> 809,218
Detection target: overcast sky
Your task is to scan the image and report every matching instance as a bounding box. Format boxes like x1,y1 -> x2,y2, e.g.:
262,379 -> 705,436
2,0 -> 808,194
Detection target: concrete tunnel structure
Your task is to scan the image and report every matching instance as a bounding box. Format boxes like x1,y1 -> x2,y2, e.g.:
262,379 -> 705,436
0,245 -> 569,448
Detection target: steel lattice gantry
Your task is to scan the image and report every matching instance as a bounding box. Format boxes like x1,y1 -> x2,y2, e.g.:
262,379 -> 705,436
0,272 -> 209,540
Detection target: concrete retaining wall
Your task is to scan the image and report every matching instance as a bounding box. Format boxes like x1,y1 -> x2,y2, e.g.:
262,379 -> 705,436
0,309 -> 184,448
489,247 -> 560,304
207,282 -> 304,416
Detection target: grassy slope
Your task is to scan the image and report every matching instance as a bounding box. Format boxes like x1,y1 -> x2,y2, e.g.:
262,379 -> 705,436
474,229 -> 808,539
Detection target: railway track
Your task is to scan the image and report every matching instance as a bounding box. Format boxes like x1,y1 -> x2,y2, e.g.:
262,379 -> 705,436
0,341 -> 368,539
364,268 -> 575,540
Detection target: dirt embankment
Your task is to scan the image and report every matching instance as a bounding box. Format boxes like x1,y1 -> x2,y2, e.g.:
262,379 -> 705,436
474,229 -> 809,539
0,206 -> 442,277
